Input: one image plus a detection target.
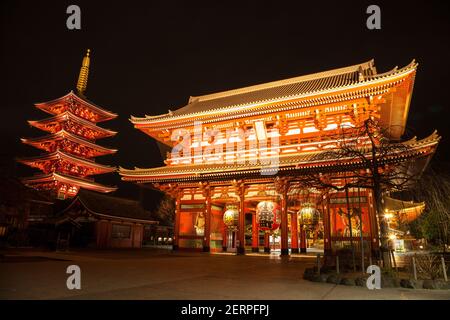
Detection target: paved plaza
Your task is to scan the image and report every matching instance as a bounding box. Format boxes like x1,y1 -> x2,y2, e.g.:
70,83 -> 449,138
1,248 -> 449,300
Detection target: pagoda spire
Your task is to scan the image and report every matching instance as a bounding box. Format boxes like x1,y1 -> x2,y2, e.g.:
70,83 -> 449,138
76,49 -> 91,96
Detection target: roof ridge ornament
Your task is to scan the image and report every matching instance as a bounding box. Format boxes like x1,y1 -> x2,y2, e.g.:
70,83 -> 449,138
76,49 -> 91,97
358,66 -> 365,81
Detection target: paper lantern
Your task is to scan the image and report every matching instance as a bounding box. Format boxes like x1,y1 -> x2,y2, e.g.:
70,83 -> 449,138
223,205 -> 239,228
298,203 -> 318,225
256,201 -> 281,231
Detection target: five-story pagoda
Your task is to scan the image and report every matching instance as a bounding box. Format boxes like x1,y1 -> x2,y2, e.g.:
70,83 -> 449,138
18,50 -> 117,199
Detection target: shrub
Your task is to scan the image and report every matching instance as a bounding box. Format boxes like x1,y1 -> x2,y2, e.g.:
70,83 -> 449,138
414,254 -> 442,280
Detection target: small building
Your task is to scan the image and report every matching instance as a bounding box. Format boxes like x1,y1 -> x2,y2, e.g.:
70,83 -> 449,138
383,195 -> 426,251
384,196 -> 425,223
54,189 -> 158,249
0,176 -> 54,246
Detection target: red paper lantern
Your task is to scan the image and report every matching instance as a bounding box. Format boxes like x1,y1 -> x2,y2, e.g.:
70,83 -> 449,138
256,201 -> 281,231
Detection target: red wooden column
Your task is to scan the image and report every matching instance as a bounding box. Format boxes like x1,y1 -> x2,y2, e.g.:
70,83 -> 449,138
252,213 -> 259,252
173,190 -> 181,251
300,224 -> 307,253
237,183 -> 246,255
222,220 -> 228,252
322,195 -> 332,257
291,211 -> 299,253
203,186 -> 211,252
264,232 -> 270,253
277,178 -> 289,256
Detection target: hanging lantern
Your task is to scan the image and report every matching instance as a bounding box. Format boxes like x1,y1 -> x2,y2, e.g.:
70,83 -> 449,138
223,205 -> 239,229
298,203 -> 318,225
256,201 -> 281,231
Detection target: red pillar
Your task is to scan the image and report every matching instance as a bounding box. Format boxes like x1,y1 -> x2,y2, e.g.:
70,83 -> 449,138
173,191 -> 181,251
323,196 -> 332,256
203,188 -> 211,252
291,211 -> 299,253
252,213 -> 259,252
275,178 -> 290,256
237,184 -> 246,255
280,190 -> 289,256
264,232 -> 270,253
300,224 -> 307,253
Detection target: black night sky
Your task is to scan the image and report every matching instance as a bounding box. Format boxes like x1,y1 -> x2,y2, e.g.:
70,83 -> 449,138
1,0 -> 449,202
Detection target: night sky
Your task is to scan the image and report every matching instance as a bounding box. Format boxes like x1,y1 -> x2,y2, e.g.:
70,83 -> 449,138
1,0 -> 449,201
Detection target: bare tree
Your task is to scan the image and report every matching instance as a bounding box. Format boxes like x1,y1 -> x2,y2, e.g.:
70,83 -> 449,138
409,163 -> 450,252
153,195 -> 175,226
297,118 -> 426,268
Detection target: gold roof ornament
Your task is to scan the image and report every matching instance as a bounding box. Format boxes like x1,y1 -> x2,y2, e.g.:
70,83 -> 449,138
76,49 -> 91,96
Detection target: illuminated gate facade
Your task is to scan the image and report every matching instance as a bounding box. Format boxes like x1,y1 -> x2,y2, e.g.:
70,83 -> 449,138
120,59 -> 439,257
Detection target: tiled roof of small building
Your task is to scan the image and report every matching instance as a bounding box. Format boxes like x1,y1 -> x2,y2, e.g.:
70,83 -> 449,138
66,189 -> 158,223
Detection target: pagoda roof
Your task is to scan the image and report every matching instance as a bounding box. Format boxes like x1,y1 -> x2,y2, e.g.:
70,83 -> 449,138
119,131 -> 440,184
21,129 -> 117,156
28,111 -> 117,138
21,172 -> 117,193
35,91 -> 117,123
17,150 -> 116,175
58,189 -> 158,224
0,176 -> 54,207
130,59 -> 417,128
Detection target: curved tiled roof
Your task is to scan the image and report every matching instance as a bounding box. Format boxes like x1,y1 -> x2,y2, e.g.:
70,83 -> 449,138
21,129 -> 117,156
384,195 -> 425,211
17,150 -> 117,174
28,111 -> 117,138
119,131 -> 440,183
21,172 -> 117,193
131,59 -> 417,126
65,189 -> 157,223
35,91 -> 117,122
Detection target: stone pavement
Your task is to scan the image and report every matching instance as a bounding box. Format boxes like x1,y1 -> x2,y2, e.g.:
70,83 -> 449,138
1,248 -> 449,300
